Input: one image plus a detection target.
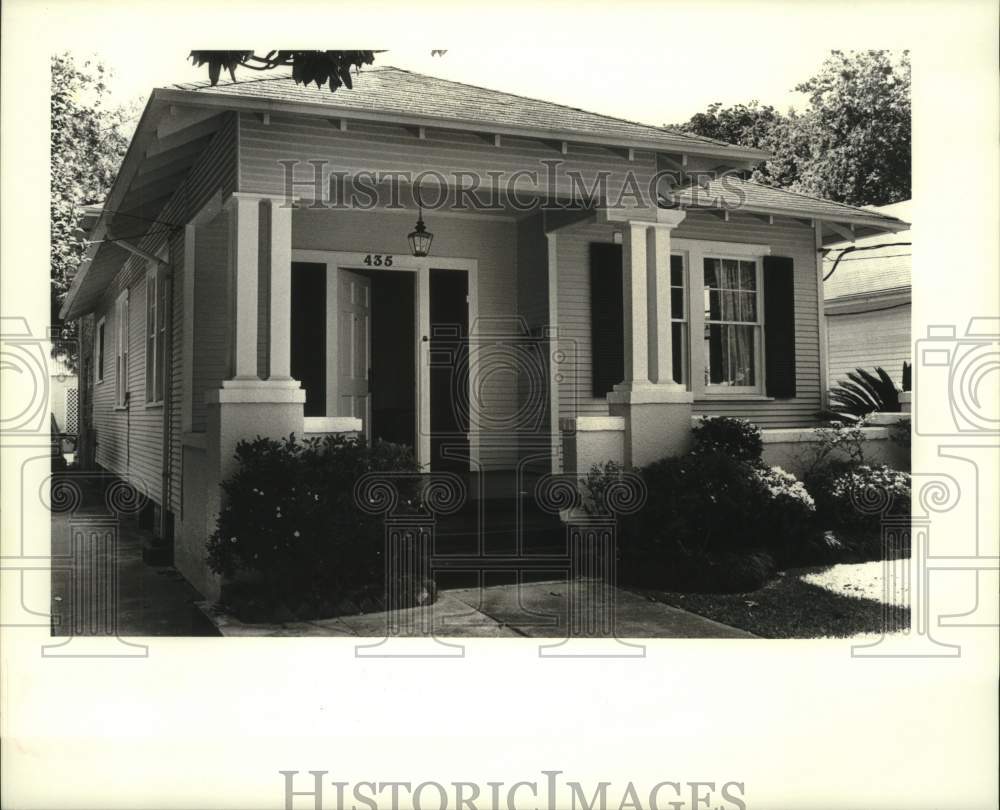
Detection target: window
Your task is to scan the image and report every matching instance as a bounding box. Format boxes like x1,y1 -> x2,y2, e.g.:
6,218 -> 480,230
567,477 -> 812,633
669,253 -> 687,385
115,289 -> 129,406
145,266 -> 168,403
94,317 -> 106,383
703,256 -> 762,391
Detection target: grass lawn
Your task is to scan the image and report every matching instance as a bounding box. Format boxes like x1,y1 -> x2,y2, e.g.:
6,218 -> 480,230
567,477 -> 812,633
642,560 -> 909,639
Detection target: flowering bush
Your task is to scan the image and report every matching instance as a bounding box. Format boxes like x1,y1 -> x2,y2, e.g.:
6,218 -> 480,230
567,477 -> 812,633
692,416 -> 763,463
753,465 -> 816,512
828,464 -> 911,532
581,460 -> 627,516
206,433 -> 426,621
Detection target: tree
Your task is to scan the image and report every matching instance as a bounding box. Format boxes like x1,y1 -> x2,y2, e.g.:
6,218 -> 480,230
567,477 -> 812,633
672,50 -> 910,206
189,51 -> 377,91
51,54 -> 132,368
668,100 -> 782,151
792,50 -> 910,206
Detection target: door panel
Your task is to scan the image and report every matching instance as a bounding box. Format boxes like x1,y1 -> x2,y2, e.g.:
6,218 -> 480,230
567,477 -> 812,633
338,270 -> 371,434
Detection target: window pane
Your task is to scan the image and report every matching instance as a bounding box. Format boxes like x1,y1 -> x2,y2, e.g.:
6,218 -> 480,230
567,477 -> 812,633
707,290 -> 757,322
739,261 -> 756,290
671,288 -> 684,319
703,258 -> 720,289
704,324 -> 756,386
670,254 -> 684,288
156,337 -> 165,401
671,321 -> 686,385
97,324 -> 104,379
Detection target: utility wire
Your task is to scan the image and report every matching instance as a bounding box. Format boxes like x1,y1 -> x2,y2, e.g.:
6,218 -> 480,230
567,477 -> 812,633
823,241 -> 911,282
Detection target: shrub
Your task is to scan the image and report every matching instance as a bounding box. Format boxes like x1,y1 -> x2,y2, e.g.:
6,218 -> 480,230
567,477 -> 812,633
581,460 -> 627,516
827,464 -> 911,533
691,416 -> 763,463
206,433 -> 425,621
618,451 -> 816,590
796,419 -> 867,481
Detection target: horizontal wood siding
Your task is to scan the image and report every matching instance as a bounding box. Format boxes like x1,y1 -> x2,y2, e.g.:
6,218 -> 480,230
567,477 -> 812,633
827,304 -> 911,387
190,213 -> 231,433
238,113 -> 658,206
555,212 -> 823,428
89,114 -> 237,511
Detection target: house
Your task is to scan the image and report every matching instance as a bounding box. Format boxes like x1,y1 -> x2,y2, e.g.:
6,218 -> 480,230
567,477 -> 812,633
49,356 -> 78,464
823,200 -> 912,388
60,66 -> 910,598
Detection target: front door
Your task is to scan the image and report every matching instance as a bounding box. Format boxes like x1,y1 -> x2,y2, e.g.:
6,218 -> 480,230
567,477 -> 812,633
338,269 -> 371,436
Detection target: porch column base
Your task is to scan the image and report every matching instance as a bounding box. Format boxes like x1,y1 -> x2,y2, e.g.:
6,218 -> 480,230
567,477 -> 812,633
203,380 -> 307,595
607,384 -> 694,468
560,416 -> 626,476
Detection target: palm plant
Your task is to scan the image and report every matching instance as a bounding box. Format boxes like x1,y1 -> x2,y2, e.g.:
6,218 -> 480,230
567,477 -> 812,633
827,367 -> 901,419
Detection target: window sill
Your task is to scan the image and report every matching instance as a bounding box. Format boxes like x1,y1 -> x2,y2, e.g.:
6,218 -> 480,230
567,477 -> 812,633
144,401 -> 164,410
113,405 -> 128,412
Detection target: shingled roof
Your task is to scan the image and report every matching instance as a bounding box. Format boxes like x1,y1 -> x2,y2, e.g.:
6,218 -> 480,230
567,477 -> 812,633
824,201 -> 912,301
673,176 -> 910,243
171,65 -> 766,159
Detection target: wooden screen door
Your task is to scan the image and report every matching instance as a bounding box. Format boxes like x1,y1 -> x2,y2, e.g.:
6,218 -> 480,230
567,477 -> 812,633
338,270 -> 371,435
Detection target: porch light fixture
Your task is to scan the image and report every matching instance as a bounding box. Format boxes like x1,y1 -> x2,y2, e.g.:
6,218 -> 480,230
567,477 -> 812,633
408,192 -> 434,257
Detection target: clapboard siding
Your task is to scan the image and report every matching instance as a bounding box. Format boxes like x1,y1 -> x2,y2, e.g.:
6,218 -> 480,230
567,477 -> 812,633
238,113 -> 659,207
190,213 -> 231,432
555,211 -> 824,428
827,304 -> 911,387
90,114 -> 237,510
291,207 -> 523,470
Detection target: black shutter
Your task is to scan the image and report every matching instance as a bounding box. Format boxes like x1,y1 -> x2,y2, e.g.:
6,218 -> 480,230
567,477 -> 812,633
590,243 -> 624,397
763,255 -> 796,398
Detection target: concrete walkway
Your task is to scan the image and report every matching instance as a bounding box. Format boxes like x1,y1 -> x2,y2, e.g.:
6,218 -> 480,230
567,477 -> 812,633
201,579 -> 755,639
51,507 -> 219,637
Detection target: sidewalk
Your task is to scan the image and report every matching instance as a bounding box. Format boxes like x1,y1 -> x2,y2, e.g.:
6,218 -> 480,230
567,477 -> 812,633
51,506 -> 219,637
200,579 -> 756,639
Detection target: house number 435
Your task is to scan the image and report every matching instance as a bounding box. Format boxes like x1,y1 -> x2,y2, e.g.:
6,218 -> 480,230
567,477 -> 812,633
363,254 -> 393,267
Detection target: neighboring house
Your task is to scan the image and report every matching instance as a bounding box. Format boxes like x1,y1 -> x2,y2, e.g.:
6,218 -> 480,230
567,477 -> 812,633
60,66 -> 909,597
823,200 -> 912,388
49,356 -> 78,463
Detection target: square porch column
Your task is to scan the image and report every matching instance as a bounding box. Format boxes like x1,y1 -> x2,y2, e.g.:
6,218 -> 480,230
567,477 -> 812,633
225,193 -> 261,380
608,208 -> 693,468
267,198 -> 294,381
202,193 -> 306,600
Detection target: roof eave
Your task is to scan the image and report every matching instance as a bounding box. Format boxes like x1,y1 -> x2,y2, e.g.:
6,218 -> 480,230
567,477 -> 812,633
61,94 -> 173,321
153,86 -> 769,164
683,200 -> 910,231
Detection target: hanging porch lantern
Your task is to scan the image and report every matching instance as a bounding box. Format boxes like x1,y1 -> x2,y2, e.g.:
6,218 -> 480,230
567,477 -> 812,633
408,191 -> 434,257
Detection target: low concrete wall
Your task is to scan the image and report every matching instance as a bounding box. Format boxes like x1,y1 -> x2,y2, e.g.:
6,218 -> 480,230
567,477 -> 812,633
560,416 -> 625,475
177,439 -> 220,601
760,418 -> 910,478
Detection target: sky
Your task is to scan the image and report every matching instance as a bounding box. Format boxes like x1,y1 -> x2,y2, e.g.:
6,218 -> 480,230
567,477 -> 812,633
87,46 -> 824,132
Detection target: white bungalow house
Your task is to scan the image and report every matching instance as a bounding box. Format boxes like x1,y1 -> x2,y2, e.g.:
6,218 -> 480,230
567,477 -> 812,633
61,66 -> 910,597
